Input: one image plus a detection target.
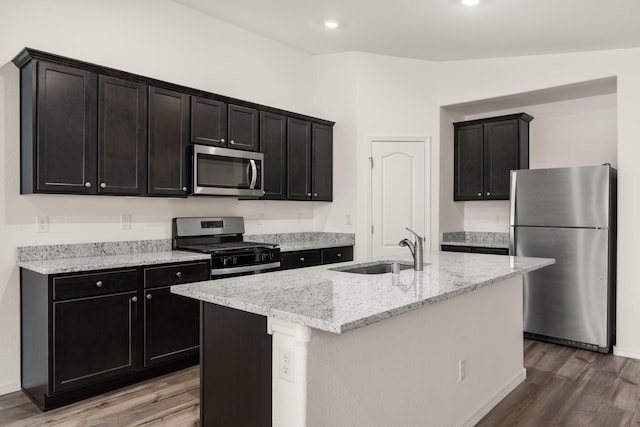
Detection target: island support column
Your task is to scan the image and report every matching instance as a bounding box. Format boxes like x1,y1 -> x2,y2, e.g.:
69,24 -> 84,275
267,318 -> 311,427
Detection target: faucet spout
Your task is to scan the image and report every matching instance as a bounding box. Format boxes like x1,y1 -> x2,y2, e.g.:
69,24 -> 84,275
399,227 -> 424,271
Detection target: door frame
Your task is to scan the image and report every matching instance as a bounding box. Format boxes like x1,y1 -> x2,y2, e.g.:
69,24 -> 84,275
367,136 -> 432,259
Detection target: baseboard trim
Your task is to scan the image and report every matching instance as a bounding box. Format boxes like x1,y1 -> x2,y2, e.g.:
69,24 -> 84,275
0,381 -> 21,396
613,346 -> 640,360
461,368 -> 527,427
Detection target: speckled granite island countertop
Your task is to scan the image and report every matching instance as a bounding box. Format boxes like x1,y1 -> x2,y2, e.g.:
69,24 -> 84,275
172,251 -> 553,334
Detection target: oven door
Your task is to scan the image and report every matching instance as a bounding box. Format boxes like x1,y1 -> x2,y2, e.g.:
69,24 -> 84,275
192,145 -> 264,197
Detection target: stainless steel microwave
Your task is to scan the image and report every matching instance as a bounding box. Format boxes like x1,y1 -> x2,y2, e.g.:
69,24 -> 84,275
191,144 -> 264,197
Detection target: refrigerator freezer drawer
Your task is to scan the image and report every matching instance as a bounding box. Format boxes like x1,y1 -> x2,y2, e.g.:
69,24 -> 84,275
510,165 -> 612,228
515,226 -> 611,348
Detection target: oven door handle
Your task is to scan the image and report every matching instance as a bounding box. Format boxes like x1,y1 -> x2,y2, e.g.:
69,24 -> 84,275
249,159 -> 257,190
211,262 -> 280,277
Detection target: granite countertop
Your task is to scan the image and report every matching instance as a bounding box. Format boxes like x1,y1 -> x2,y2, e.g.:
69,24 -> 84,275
17,251 -> 212,275
172,251 -> 553,334
15,233 -> 355,275
441,231 -> 509,249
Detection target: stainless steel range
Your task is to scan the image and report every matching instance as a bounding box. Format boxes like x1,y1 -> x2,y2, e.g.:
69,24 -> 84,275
172,217 -> 281,278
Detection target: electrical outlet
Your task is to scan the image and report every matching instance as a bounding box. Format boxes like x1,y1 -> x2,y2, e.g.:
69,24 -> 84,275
346,213 -> 352,225
279,346 -> 294,383
35,216 -> 49,233
257,212 -> 264,226
120,215 -> 131,230
296,213 -> 302,224
458,359 -> 466,382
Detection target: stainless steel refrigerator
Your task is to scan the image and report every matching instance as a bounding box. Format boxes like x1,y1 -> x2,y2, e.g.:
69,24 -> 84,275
509,164 -> 616,353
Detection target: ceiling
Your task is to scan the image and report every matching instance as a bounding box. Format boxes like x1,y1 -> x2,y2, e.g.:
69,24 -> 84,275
173,0 -> 640,61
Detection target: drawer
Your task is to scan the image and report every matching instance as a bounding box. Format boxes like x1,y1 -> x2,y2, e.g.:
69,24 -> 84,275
53,270 -> 137,301
441,245 -> 472,253
321,246 -> 354,265
470,246 -> 509,255
280,250 -> 322,270
144,262 -> 210,288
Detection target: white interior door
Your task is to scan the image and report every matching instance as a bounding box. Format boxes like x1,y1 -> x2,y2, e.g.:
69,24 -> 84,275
370,139 -> 427,259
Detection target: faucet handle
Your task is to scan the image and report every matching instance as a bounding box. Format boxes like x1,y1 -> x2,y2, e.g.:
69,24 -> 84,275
405,227 -> 424,247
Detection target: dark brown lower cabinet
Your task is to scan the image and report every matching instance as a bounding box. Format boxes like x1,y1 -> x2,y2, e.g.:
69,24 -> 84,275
53,292 -> 138,393
440,244 -> 509,255
201,302 -> 272,426
281,246 -> 354,270
144,287 -> 199,367
20,260 -> 208,411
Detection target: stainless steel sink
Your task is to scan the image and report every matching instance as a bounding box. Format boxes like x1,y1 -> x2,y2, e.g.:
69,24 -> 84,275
330,261 -> 415,275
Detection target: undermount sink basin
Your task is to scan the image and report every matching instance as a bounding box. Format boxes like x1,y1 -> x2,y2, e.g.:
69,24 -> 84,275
330,261 -> 415,275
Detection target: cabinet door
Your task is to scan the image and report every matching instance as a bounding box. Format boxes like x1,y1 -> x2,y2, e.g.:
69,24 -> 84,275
144,287 -> 199,367
228,104 -> 258,151
191,96 -> 227,147
148,87 -> 189,196
53,292 -> 138,392
287,118 -> 311,200
483,119 -> 519,200
98,76 -> 147,195
260,111 -> 286,200
311,123 -> 333,201
36,62 -> 97,193
454,124 -> 483,201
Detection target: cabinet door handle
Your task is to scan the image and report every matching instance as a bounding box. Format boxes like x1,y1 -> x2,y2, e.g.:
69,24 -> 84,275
486,192 -> 491,196
182,187 -> 188,192
221,138 -> 225,143
314,193 -> 318,197
85,182 -> 92,188
96,281 -> 103,287
477,192 -> 481,196
100,183 -> 106,189
307,193 -> 311,197
146,294 -> 152,300
176,271 -> 182,278
230,140 -> 235,145
131,296 -> 138,303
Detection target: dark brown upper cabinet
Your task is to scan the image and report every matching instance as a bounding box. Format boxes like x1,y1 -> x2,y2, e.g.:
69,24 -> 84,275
454,113 -> 533,201
147,86 -> 189,197
287,118 -> 312,200
98,76 -> 147,195
286,118 -> 333,201
228,104 -> 259,151
191,96 -> 227,147
20,61 -> 97,194
13,48 -> 334,199
311,123 -> 333,201
259,111 -> 287,200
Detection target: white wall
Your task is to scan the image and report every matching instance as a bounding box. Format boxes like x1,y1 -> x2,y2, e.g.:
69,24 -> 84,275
435,49 -> 640,358
313,53 -> 439,259
0,0 -> 324,394
458,93 -> 618,232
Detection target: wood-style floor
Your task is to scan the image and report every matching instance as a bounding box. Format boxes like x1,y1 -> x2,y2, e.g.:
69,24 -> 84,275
1,340 -> 640,426
478,339 -> 640,426
0,365 -> 200,427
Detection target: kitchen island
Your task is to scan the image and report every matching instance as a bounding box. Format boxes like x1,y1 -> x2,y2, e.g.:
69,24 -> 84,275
172,251 -> 553,427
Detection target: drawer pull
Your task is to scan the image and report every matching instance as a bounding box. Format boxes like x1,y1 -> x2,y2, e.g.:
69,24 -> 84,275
146,294 -> 152,300
300,257 -> 305,262
176,271 -> 182,278
96,281 -> 103,287
131,296 -> 138,303
337,253 -> 342,257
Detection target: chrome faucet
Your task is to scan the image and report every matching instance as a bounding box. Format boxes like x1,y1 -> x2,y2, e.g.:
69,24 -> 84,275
399,227 -> 424,271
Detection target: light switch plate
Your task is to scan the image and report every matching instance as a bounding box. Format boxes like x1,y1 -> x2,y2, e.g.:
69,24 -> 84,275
36,216 -> 49,233
120,215 -> 131,230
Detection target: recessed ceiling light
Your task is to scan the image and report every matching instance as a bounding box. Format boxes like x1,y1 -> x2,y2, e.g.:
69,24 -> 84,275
323,20 -> 339,29
462,0 -> 479,5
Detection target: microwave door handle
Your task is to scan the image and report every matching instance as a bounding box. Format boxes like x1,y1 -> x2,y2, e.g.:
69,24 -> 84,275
249,159 -> 257,189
